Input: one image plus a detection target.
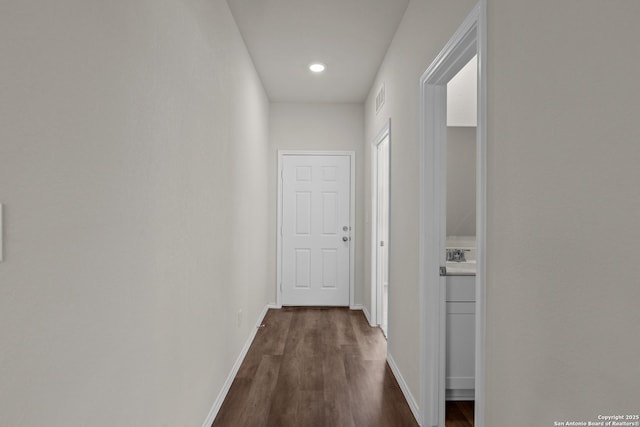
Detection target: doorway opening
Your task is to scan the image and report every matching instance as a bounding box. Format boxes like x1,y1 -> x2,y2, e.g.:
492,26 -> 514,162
371,122 -> 391,337
419,3 -> 486,427
445,55 -> 477,409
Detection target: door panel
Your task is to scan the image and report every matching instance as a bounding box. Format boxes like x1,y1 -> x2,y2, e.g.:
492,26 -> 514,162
321,249 -> 337,288
294,249 -> 311,288
376,137 -> 390,334
295,192 -> 311,235
321,192 -> 338,234
282,155 -> 351,306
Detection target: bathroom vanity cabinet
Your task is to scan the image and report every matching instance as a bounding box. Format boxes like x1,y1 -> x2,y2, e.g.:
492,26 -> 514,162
446,274 -> 475,400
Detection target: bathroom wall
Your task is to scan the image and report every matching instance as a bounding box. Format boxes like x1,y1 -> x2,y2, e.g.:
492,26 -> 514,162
447,127 -> 476,237
0,1 -> 271,426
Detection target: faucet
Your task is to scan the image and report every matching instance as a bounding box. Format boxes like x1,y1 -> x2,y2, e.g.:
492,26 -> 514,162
446,249 -> 467,262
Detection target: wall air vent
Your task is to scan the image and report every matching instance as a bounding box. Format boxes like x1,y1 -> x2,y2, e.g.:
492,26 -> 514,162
375,83 -> 386,115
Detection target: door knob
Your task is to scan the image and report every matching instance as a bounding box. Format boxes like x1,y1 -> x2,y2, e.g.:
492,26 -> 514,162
342,236 -> 349,242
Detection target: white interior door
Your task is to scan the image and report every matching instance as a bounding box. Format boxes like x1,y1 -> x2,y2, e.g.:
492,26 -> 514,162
376,137 -> 390,335
281,155 -> 351,306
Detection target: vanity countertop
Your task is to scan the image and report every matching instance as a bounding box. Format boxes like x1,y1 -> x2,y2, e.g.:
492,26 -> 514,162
446,260 -> 476,276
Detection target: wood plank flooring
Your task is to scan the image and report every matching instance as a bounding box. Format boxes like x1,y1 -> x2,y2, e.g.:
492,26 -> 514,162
446,401 -> 475,426
212,307 -> 418,427
213,307 -> 474,426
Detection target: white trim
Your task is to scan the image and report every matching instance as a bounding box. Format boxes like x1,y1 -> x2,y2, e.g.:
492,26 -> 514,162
419,3 -> 486,427
276,150 -> 356,308
350,303 -> 375,327
201,304 -> 274,427
446,389 -> 475,401
387,352 -> 421,425
370,121 -> 391,328
475,2 -> 488,425
0,203 -> 3,262
361,304 -> 373,327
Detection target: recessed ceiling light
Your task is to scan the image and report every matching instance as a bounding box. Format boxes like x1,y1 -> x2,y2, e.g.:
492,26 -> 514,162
309,63 -> 326,73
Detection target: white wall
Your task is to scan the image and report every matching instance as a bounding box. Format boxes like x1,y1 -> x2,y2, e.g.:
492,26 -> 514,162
447,127 -> 476,237
0,1 -> 270,426
268,103 -> 365,306
486,0 -> 640,425
363,0 -> 477,409
366,0 -> 640,423
447,55 -> 477,127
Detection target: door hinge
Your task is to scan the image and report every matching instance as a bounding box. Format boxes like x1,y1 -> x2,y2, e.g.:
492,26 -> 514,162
380,240 -> 384,247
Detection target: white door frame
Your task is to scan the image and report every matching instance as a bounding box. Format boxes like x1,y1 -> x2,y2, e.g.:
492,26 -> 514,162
370,120 -> 391,328
276,150 -> 356,308
419,3 -> 486,427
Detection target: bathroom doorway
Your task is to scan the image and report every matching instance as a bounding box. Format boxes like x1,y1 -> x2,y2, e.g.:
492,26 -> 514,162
444,55 -> 477,409
419,3 -> 486,427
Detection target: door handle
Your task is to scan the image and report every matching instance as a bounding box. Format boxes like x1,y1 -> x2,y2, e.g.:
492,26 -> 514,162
342,236 -> 349,242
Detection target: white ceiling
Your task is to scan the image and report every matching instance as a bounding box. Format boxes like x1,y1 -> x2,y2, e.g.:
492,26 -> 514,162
226,0 -> 410,103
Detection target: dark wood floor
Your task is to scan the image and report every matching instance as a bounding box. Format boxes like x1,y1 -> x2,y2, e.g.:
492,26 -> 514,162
213,307 -> 474,426
446,401 -> 474,426
212,307 -> 418,427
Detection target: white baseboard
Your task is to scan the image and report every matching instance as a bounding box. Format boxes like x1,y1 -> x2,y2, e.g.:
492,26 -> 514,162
201,304 -> 274,427
446,389 -> 475,401
387,351 -> 421,426
349,304 -> 375,327
362,305 -> 374,327
352,304 -> 377,327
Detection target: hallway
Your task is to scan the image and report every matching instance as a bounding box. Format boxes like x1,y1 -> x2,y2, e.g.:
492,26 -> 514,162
212,307 -> 418,427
